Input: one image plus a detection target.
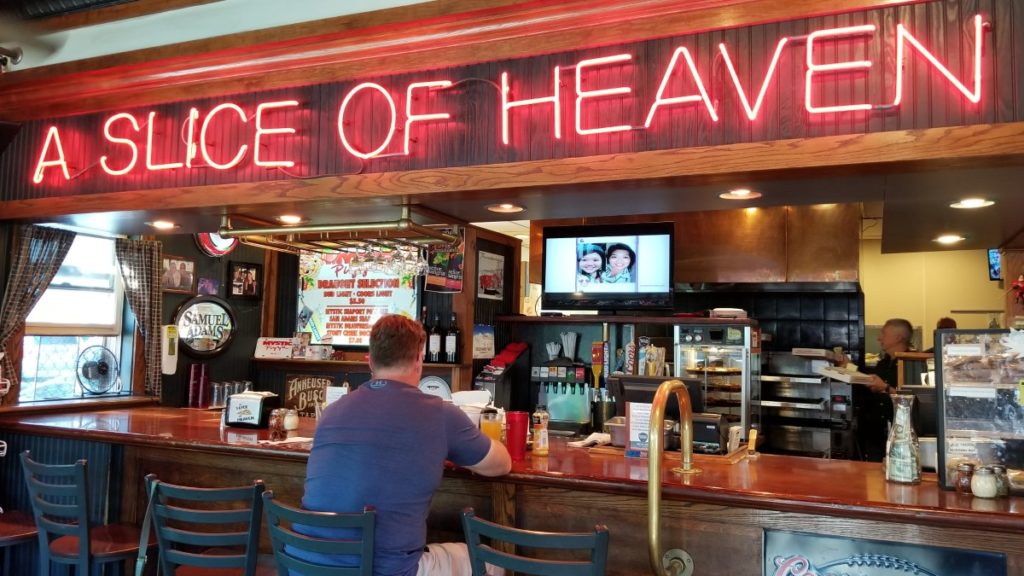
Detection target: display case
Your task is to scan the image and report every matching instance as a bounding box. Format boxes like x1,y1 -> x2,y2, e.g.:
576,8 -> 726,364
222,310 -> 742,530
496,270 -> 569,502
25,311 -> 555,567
936,328 -> 1024,492
674,324 -> 760,440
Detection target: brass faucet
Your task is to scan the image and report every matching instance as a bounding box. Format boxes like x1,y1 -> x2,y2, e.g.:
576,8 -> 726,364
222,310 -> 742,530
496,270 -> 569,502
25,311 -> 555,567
648,379 -> 700,575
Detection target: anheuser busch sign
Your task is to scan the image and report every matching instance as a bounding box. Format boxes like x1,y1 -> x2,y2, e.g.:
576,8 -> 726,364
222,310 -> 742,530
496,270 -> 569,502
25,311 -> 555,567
31,13 -> 987,186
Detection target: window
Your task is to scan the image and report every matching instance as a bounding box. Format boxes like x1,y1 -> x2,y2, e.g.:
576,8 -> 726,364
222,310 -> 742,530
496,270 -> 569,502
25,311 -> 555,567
19,235 -> 130,402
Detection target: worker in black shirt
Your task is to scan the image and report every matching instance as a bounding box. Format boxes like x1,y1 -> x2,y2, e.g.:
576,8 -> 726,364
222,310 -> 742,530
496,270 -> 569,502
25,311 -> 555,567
860,318 -> 915,461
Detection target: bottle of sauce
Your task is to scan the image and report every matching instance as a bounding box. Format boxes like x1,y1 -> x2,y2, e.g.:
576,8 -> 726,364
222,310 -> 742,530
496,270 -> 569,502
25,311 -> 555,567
532,405 -> 550,456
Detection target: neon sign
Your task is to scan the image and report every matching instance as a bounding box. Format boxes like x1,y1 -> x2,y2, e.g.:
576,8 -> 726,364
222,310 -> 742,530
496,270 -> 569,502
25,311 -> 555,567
31,13 -> 989,185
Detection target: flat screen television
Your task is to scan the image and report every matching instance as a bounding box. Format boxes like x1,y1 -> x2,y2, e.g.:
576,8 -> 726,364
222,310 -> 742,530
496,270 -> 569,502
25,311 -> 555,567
988,248 -> 1001,281
541,222 -> 674,311
296,252 -> 419,347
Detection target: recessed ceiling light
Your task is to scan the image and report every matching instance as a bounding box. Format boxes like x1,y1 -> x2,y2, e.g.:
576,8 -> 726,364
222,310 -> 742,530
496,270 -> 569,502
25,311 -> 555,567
950,198 -> 994,209
720,188 -> 762,200
147,220 -> 178,230
487,203 -> 525,214
934,234 -> 966,245
278,214 -> 304,225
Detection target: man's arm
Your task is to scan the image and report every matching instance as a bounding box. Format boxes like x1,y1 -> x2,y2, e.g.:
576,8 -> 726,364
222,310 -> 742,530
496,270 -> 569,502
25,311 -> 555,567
465,439 -> 511,476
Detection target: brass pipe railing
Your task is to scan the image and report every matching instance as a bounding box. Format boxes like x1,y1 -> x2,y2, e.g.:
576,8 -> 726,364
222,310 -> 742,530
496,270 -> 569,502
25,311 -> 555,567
648,379 -> 700,575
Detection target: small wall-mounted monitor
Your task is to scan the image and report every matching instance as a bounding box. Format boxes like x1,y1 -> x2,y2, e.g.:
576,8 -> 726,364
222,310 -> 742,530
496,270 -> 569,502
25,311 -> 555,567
988,248 -> 1001,281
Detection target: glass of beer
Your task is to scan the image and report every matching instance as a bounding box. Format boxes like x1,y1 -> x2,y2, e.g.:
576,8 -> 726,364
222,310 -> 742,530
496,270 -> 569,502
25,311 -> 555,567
480,408 -> 503,443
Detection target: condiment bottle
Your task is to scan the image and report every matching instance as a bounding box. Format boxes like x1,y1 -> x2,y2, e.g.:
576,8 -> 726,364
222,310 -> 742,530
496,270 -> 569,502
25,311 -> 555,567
954,463 -> 975,495
992,464 -> 1010,498
284,409 -> 300,431
532,405 -> 550,456
972,466 -> 998,499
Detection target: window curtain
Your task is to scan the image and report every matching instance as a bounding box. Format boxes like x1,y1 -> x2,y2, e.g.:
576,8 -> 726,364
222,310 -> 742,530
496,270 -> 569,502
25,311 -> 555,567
115,238 -> 163,397
0,225 -> 76,402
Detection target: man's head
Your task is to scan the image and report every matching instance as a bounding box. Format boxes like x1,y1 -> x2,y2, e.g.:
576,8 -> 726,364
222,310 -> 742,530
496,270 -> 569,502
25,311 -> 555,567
368,314 -> 425,384
936,317 -> 958,330
879,318 -> 914,354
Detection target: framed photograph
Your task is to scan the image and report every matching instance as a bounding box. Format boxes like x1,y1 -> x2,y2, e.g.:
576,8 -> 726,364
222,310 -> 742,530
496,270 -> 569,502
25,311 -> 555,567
161,256 -> 196,294
197,277 -> 220,296
229,262 -> 262,299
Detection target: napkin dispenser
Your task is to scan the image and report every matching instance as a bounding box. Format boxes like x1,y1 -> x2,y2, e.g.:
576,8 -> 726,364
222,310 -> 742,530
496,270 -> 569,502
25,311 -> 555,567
225,391 -> 280,428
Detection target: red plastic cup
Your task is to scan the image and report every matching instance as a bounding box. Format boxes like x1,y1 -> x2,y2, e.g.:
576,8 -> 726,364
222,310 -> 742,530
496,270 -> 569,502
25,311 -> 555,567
506,411 -> 528,461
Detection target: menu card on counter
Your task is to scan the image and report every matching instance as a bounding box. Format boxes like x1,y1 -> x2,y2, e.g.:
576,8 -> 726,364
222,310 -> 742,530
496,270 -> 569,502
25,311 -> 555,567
626,401 -> 652,458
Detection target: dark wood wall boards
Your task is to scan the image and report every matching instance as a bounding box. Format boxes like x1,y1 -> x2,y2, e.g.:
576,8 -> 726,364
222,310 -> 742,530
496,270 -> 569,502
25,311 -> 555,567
529,203 -> 861,285
2,0 -> 1020,207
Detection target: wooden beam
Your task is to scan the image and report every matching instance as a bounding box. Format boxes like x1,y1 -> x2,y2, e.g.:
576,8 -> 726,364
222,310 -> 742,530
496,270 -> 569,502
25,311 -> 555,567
0,0 -> 925,121
2,122 -> 1021,221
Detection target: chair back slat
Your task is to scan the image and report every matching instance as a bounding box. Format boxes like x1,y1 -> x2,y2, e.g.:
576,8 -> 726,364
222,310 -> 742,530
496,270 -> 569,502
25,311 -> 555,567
20,451 -> 93,573
262,491 -> 375,576
145,474 -> 265,576
461,508 -> 609,576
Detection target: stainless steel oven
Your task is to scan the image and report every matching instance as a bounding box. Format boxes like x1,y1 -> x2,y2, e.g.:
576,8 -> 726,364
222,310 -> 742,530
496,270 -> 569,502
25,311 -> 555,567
757,353 -> 856,459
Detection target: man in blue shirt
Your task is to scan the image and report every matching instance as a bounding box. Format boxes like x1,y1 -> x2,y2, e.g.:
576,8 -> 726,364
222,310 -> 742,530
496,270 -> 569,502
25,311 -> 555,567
303,314 -> 511,576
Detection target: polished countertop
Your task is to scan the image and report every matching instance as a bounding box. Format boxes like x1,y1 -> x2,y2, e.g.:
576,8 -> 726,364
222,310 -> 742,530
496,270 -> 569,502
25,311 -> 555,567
3,406 -> 1022,533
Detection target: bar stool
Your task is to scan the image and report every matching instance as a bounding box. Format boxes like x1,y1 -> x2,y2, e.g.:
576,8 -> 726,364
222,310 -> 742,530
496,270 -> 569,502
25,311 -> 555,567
0,510 -> 37,575
142,473 -> 273,576
21,451 -> 149,576
461,508 -> 609,576
262,491 -> 375,576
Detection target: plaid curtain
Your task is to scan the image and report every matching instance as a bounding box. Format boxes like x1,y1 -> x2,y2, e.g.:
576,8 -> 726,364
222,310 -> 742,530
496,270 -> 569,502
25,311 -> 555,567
115,238 -> 163,397
0,225 -> 76,402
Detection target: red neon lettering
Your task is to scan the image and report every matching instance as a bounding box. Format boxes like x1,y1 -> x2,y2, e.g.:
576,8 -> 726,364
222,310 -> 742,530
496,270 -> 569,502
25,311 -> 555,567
644,47 -> 718,127
146,111 -> 185,171
32,126 -> 70,184
805,24 -> 876,114
575,54 -> 633,135
184,107 -> 199,168
501,67 -> 562,145
200,103 -> 249,170
338,82 -> 397,159
100,113 -> 140,176
403,81 -> 452,155
719,39 -> 789,121
254,100 -> 299,168
895,14 -> 984,105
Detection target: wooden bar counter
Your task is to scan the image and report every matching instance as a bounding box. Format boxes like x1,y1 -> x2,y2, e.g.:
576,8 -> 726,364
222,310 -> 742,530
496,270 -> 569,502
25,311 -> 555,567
3,407 -> 1023,574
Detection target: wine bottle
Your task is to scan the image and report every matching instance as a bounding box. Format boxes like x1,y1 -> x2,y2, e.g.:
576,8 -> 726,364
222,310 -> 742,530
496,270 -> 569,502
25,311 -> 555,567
428,313 -> 442,363
445,312 -> 460,363
421,305 -> 429,361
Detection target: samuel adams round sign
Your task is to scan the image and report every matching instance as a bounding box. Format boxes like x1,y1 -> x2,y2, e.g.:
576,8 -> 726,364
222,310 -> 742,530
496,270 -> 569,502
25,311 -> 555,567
174,295 -> 237,358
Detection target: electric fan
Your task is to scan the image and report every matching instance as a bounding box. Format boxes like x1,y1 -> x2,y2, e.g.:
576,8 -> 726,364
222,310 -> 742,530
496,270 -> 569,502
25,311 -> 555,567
76,346 -> 121,395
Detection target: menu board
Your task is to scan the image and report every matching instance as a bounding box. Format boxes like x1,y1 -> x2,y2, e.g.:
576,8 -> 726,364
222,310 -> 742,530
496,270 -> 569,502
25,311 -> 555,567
936,328 -> 1024,492
297,252 -> 419,346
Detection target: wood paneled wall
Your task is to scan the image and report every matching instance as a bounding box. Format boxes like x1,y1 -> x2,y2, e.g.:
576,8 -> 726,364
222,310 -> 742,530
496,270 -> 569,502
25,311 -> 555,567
529,204 -> 860,285
3,0 -> 1020,204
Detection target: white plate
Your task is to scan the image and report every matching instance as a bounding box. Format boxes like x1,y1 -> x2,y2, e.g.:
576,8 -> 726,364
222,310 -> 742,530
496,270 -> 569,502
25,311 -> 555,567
418,376 -> 452,400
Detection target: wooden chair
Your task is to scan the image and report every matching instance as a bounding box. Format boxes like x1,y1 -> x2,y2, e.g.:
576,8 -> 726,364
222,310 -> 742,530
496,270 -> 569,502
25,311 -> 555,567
0,510 -> 37,575
144,473 -> 269,576
20,450 -> 147,576
461,508 -> 609,576
262,491 -> 374,576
